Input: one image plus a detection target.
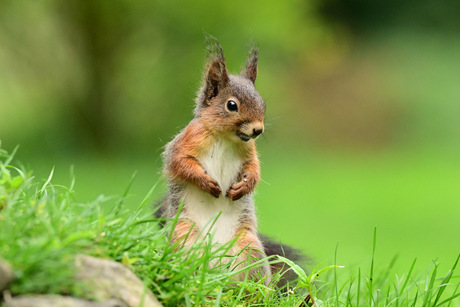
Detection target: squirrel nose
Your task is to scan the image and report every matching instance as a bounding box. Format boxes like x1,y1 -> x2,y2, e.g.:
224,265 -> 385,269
252,128 -> 263,137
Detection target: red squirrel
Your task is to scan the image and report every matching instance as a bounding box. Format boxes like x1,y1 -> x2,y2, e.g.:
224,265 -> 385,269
157,41 -> 300,285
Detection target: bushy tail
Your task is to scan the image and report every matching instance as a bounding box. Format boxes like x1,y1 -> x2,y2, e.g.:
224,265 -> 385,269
260,234 -> 306,287
153,196 -> 167,226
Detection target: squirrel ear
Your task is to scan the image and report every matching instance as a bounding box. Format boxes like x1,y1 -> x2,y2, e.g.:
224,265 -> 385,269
242,46 -> 258,84
203,58 -> 229,105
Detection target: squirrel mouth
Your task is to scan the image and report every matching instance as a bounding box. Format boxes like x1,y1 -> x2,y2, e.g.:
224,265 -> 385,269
236,132 -> 251,142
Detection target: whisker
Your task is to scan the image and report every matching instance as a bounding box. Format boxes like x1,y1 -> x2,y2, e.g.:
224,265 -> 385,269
265,115 -> 282,122
261,133 -> 268,144
263,94 -> 273,103
260,178 -> 271,186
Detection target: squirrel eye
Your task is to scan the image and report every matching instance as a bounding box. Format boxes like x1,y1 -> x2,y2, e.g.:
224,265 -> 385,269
226,100 -> 238,112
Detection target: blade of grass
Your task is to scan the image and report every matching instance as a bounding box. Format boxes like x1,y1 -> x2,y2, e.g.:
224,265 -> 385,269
447,276 -> 460,307
334,242 -> 339,306
114,171 -> 137,215
401,258 -> 418,296
357,267 -> 361,307
422,261 -> 438,306
214,286 -> 223,307
438,292 -> 460,307
163,201 -> 184,257
432,254 -> 460,306
135,179 -> 160,213
368,226 -> 377,306
385,284 -> 391,306
40,166 -> 54,196
4,145 -> 19,166
411,290 -> 419,307
346,277 -> 354,307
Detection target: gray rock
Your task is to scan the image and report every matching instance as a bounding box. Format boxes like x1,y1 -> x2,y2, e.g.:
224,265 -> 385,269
3,295 -> 128,307
74,255 -> 162,307
0,259 -> 14,291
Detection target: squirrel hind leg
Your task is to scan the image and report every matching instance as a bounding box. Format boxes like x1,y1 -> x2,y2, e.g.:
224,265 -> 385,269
171,219 -> 199,248
231,226 -> 272,286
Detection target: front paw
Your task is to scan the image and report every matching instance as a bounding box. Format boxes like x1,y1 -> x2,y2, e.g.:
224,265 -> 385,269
226,181 -> 249,201
200,175 -> 222,198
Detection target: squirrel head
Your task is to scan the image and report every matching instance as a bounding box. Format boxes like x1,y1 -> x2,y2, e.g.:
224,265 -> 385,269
195,42 -> 265,143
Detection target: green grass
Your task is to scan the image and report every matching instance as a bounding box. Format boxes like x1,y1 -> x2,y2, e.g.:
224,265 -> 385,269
1,146 -> 459,306
256,146 -> 460,276
20,144 -> 460,278
0,146 -> 307,305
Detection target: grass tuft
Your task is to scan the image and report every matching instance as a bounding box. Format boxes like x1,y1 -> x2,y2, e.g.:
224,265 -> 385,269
0,146 -> 459,306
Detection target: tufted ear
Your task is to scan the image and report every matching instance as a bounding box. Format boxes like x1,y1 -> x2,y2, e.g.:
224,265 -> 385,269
242,46 -> 258,84
202,57 -> 229,105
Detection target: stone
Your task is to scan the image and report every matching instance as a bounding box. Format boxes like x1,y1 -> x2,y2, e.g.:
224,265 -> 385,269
3,294 -> 128,307
0,259 -> 14,292
74,255 -> 162,307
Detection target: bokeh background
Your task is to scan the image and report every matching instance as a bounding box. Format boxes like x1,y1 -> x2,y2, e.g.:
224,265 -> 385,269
1,1 -> 459,275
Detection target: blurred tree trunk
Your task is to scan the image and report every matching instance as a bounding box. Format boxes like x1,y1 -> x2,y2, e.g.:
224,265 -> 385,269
59,1 -> 127,151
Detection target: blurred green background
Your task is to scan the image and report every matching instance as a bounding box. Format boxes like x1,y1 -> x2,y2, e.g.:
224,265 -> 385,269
1,1 -> 459,275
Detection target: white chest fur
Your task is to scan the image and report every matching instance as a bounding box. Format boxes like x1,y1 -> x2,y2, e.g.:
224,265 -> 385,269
201,138 -> 242,192
181,138 -> 245,243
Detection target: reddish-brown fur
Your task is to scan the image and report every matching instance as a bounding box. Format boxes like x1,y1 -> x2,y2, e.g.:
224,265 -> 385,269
166,120 -> 222,197
232,224 -> 271,280
166,119 -> 260,200
171,219 -> 199,247
160,41 -> 273,285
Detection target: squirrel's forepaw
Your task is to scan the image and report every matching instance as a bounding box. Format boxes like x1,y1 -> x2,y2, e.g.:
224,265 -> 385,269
226,181 -> 249,201
202,176 -> 222,198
